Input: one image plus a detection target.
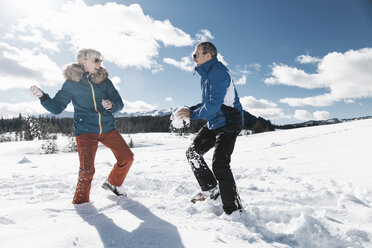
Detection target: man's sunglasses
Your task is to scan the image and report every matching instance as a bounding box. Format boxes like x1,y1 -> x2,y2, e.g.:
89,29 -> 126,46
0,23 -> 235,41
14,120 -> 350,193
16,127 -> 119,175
193,53 -> 207,59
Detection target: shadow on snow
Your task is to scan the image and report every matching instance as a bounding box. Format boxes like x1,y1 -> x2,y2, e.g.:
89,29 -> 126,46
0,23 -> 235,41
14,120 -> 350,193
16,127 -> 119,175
75,197 -> 185,248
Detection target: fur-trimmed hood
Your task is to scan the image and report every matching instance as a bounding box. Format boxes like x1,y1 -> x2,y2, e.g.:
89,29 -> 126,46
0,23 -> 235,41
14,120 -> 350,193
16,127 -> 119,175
63,63 -> 108,84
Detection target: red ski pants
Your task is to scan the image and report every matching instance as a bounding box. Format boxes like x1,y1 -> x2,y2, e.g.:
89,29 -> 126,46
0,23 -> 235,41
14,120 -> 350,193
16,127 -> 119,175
72,129 -> 134,204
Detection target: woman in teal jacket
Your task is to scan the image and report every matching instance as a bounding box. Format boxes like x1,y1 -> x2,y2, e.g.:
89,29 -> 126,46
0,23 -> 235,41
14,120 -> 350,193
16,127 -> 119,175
30,48 -> 134,204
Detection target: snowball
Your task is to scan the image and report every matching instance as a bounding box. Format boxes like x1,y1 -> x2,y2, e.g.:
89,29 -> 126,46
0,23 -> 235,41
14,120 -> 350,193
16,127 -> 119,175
170,107 -> 191,129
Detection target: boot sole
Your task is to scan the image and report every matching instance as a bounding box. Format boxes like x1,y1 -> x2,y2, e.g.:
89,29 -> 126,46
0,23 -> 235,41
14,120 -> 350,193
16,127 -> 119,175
102,182 -> 127,196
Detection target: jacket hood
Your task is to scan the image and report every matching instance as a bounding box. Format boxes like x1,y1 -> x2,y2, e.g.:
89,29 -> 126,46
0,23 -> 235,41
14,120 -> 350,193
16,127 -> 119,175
63,63 -> 108,84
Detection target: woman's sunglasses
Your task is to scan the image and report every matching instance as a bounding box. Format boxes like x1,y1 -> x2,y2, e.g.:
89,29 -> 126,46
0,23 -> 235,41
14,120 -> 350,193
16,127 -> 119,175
94,58 -> 103,63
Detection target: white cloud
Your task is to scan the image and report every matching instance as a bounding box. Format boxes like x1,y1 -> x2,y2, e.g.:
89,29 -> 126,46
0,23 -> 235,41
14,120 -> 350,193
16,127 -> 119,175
0,43 -> 63,90
344,99 -> 355,104
294,110 -> 331,121
240,96 -> 287,120
0,98 -> 156,117
163,57 -> 194,72
233,63 -> 261,76
0,0 -> 61,18
163,50 -> 230,72
217,54 -> 228,66
17,29 -> 60,53
293,110 -> 313,121
195,29 -> 214,42
110,76 -> 121,90
264,63 -> 325,89
122,99 -> 157,113
235,75 -> 246,85
265,48 -> 372,107
280,94 -> 334,107
11,0 -> 194,71
151,63 -> 164,74
248,63 -> 261,72
4,33 -> 15,39
0,101 -> 49,118
296,54 -> 322,64
165,97 -> 172,102
313,110 -> 331,120
232,63 -> 261,85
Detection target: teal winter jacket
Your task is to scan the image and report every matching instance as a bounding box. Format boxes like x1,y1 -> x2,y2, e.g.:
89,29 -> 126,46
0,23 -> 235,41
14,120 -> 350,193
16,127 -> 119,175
40,63 -> 123,136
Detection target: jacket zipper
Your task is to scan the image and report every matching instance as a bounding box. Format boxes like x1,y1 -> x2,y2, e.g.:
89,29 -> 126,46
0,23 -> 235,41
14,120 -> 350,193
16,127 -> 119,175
87,77 -> 102,134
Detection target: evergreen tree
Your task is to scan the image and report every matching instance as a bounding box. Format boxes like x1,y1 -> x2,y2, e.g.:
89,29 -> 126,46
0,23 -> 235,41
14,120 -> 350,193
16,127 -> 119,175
65,137 -> 78,153
41,135 -> 58,154
24,116 -> 42,140
0,110 -> 277,136
252,117 -> 274,134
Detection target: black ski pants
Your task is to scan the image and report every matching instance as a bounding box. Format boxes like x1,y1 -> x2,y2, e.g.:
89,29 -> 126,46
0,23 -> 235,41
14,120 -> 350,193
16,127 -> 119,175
186,124 -> 242,214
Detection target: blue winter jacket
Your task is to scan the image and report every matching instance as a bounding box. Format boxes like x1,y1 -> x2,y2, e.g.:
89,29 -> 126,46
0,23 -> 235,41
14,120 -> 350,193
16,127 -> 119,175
40,64 -> 123,136
190,57 -> 244,130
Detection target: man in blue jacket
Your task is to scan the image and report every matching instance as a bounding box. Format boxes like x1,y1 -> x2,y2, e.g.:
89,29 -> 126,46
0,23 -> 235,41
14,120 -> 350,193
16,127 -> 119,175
176,42 -> 243,215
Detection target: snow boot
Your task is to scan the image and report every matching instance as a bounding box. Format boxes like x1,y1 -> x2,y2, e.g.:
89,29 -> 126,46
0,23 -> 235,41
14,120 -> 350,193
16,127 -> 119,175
102,179 -> 127,196
191,186 -> 220,203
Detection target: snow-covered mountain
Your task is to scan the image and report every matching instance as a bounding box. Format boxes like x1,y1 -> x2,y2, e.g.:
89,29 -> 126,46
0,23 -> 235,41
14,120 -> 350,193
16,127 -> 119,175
116,109 -> 173,117
45,108 -> 174,118
1,119 -> 372,247
276,116 -> 372,129
1,109 -> 174,119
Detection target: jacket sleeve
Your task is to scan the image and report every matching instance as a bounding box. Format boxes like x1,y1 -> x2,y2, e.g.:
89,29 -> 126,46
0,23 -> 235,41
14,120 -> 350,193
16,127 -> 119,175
40,82 -> 72,115
189,103 -> 202,111
106,79 -> 124,113
190,69 -> 230,121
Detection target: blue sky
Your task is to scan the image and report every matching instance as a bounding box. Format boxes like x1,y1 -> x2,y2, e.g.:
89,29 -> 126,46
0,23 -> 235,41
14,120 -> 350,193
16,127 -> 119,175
0,0 -> 371,124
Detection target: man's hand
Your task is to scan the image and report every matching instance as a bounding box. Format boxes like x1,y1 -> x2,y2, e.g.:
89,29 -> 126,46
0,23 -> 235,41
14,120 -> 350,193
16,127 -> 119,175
30,85 -> 44,98
175,107 -> 191,120
102,99 -> 113,110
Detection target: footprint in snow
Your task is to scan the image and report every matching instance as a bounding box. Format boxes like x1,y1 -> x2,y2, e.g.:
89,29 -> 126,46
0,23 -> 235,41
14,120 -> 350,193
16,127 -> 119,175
0,216 -> 15,225
338,194 -> 370,208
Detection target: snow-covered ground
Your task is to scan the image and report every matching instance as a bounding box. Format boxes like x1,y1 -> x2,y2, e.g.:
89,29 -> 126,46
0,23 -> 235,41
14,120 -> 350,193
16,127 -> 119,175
1,119 -> 372,248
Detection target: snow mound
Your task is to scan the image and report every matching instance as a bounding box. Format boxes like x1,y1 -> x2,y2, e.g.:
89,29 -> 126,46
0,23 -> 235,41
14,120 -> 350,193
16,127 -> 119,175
18,156 -> 31,164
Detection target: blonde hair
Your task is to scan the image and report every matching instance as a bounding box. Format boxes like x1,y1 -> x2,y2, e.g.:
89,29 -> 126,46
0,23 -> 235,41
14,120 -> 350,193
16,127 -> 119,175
76,48 -> 101,64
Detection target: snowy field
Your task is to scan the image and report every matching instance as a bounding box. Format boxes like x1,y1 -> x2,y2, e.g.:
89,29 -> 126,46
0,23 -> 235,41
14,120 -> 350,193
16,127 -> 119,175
1,119 -> 372,248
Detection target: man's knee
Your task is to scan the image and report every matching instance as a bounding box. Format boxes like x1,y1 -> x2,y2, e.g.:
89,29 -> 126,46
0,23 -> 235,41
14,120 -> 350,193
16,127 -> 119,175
212,166 -> 233,181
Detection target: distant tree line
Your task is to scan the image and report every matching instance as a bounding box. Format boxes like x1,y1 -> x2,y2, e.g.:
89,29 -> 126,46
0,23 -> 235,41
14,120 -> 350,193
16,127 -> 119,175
244,111 -> 275,134
272,116 -> 372,130
0,111 -> 274,137
0,114 -> 73,139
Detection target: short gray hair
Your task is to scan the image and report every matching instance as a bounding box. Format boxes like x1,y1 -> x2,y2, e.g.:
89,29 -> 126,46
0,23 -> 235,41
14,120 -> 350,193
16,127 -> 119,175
76,48 -> 101,64
198,42 -> 217,58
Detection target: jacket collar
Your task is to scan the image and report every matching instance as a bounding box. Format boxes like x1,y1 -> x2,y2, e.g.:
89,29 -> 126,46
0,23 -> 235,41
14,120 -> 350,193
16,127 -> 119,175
63,63 -> 108,84
195,57 -> 218,77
